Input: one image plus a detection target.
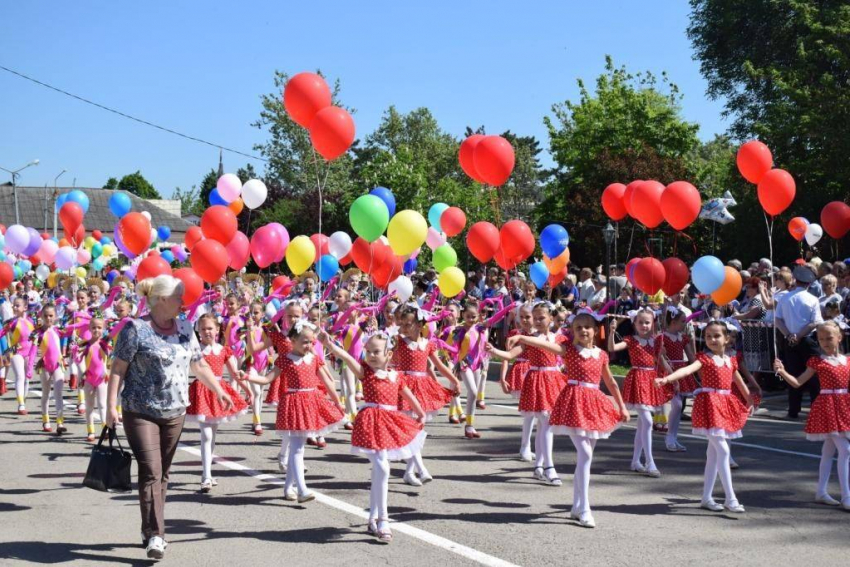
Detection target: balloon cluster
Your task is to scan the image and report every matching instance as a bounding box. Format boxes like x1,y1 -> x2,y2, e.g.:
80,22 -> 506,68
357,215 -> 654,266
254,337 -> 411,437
601,180 -> 702,231
691,256 -> 741,306
284,72 -> 355,161
736,141 -> 795,217
529,224 -> 570,290
459,134 -> 516,186
624,257 -> 690,297
209,173 -> 268,214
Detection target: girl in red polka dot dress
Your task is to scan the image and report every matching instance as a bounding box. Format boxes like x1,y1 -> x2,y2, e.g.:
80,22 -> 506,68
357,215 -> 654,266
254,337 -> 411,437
657,320 -> 753,513
608,308 -> 671,477
187,314 -> 252,493
488,302 -> 568,486
661,307 -> 697,453
241,320 -> 344,503
774,321 -> 850,510
321,330 -> 427,544
498,303 -> 536,461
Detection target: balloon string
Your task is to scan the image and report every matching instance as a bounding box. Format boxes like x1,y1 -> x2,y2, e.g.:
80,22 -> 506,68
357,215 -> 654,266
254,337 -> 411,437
311,147 -> 332,312
626,223 -> 635,260
763,211 -> 778,370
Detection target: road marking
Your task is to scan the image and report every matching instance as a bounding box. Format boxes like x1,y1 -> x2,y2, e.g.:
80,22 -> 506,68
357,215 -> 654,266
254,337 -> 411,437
178,444 -> 520,567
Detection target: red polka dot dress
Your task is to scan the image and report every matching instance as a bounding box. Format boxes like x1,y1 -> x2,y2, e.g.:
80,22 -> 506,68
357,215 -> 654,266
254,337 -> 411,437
264,330 -> 292,406
550,346 -> 621,439
505,329 -> 531,399
802,355 -> 850,441
662,332 -> 698,396
392,337 -> 454,419
186,344 -> 250,423
729,349 -> 762,408
275,351 -> 344,437
621,335 -> 672,410
518,332 -> 569,416
351,367 -> 427,461
691,353 -> 748,439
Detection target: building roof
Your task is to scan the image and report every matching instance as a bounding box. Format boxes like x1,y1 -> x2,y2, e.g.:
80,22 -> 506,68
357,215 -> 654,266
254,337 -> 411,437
0,186 -> 193,241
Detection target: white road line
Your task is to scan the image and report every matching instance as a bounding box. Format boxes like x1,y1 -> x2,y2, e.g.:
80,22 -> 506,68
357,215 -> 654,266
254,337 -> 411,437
177,444 -> 520,567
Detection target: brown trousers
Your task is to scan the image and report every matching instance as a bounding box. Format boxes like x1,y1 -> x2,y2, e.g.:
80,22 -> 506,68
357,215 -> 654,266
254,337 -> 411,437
123,411 -> 185,539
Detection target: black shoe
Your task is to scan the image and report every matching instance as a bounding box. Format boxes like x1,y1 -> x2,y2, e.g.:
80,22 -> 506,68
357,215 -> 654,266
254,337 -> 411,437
786,413 -> 799,419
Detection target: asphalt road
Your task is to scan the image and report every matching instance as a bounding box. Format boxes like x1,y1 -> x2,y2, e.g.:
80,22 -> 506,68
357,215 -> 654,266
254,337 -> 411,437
0,374 -> 847,566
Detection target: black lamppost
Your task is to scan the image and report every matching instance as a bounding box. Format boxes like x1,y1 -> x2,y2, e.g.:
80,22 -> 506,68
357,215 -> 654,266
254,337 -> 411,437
603,222 -> 616,302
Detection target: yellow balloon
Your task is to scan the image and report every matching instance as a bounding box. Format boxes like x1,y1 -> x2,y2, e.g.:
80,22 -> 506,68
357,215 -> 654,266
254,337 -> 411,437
286,235 -> 316,276
102,244 -> 115,257
387,210 -> 428,256
47,272 -> 58,288
84,236 -> 97,249
437,266 -> 465,298
75,267 -> 87,279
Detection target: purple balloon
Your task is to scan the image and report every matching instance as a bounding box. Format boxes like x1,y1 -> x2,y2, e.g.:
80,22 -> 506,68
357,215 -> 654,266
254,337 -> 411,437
4,224 -> 31,255
268,223 -> 290,263
23,228 -> 42,257
113,222 -> 137,260
172,245 -> 188,263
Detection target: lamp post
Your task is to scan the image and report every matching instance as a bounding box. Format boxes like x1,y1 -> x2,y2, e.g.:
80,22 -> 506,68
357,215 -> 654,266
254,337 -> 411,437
1,159 -> 40,225
603,222 -> 616,303
53,169 -> 66,237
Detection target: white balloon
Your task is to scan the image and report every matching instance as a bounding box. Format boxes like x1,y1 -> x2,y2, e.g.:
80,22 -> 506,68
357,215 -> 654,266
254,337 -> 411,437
265,303 -> 278,320
388,275 -> 413,303
804,223 -> 823,246
150,227 -> 158,244
328,231 -> 352,259
35,263 -> 50,282
141,211 -> 152,221
241,179 -> 268,210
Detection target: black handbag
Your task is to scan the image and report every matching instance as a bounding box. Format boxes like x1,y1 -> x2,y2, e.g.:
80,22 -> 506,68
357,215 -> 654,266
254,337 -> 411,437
83,426 -> 133,493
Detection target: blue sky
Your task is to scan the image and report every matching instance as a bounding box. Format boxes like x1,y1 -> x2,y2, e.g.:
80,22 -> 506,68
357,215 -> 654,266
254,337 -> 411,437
0,1 -> 727,199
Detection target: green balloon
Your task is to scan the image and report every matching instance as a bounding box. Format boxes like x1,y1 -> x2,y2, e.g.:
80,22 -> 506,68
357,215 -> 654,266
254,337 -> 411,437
433,244 -> 457,273
349,195 -> 390,242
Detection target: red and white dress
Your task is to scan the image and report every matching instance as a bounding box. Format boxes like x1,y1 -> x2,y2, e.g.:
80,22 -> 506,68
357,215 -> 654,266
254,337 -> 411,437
662,332 -> 698,396
518,332 -> 569,416
351,367 -> 427,461
392,337 -> 454,419
550,345 -> 621,439
275,351 -> 344,438
264,329 -> 292,406
691,353 -> 748,439
186,344 -> 249,423
803,355 -> 850,441
729,349 -> 762,408
621,335 -> 672,410
505,329 -> 531,399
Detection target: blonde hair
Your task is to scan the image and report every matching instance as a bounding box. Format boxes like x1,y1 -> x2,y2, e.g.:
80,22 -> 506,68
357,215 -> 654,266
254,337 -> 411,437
136,275 -> 184,308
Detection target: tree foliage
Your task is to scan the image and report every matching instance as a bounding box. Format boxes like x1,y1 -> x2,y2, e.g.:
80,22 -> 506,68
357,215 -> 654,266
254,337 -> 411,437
105,171 -> 161,199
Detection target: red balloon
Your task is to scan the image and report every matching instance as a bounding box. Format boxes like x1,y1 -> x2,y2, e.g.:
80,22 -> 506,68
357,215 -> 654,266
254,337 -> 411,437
625,257 -> 641,286
821,201 -> 850,239
201,205 -> 238,245
71,225 -> 86,247
466,221 -> 500,263
661,257 -> 690,296
185,226 -> 205,252
0,224 -> 5,235
59,202 -> 84,236
601,183 -> 628,221
661,181 -> 701,231
29,254 -> 42,266
737,141 -> 773,184
631,181 -> 665,228
350,237 -> 390,274
757,169 -> 796,216
788,217 -> 809,241
92,230 -> 103,241
622,180 -> 644,219
283,72 -> 332,128
310,234 -> 330,262
473,136 -> 515,186
172,267 -> 204,307
190,239 -> 229,284
137,254 -> 172,282
500,220 -> 535,262
371,255 -> 403,289
459,135 -> 487,183
118,212 -> 151,255
634,257 -> 666,295
226,230 -> 250,271
441,207 -> 467,237
548,267 -> 568,288
309,106 -> 355,161
39,232 -> 50,241
339,251 -> 352,266
494,248 -> 519,271
272,275 -> 294,293
0,263 -> 14,288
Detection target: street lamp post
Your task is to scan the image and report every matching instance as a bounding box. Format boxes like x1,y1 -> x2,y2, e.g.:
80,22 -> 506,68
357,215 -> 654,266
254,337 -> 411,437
0,159 -> 40,224
603,222 -> 616,304
53,169 -> 67,237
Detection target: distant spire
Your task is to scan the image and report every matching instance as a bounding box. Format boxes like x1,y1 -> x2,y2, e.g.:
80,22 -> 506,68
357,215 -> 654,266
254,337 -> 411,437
217,148 -> 224,178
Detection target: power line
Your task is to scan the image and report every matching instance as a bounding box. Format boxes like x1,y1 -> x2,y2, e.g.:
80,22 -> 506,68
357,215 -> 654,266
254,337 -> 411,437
0,64 -> 268,163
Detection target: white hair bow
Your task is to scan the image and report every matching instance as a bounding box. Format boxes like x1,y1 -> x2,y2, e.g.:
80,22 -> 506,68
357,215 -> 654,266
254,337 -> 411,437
567,307 -> 606,324
293,319 -> 317,335
627,307 -> 655,322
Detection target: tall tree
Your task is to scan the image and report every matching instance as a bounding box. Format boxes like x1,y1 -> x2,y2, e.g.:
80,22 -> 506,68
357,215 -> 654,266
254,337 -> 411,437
107,171 -> 161,199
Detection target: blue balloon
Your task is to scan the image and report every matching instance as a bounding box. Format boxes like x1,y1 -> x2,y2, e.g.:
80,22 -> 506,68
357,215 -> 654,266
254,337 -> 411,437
157,225 -> 171,241
530,261 -> 550,290
317,254 -> 339,283
107,269 -> 120,285
160,250 -> 175,264
403,258 -> 418,275
692,255 -> 725,295
540,224 -> 569,258
209,188 -> 228,206
100,236 -> 112,245
369,187 -> 396,217
66,189 -> 90,214
271,298 -> 281,311
18,260 -> 32,273
428,203 -> 449,232
92,258 -> 105,271
109,192 -> 132,218
55,193 -> 69,212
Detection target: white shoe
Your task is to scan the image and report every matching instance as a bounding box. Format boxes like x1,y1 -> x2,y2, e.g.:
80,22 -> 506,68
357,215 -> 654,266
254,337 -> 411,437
544,467 -> 562,487
283,488 -> 297,501
630,463 -> 647,474
298,491 -> 316,503
841,498 -> 850,512
200,479 -> 212,493
577,512 -> 596,528
724,501 -> 746,513
519,451 -> 534,462
145,536 -> 166,560
419,471 -> 434,483
533,467 -> 546,481
645,467 -> 661,478
700,499 -> 723,512
666,441 -> 687,452
815,494 -> 840,506
403,472 -> 423,487
278,461 -> 287,474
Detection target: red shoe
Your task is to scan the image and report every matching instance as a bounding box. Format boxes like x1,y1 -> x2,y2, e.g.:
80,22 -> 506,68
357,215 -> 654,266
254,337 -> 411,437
316,438 -> 327,449
68,374 -> 78,389
86,433 -> 96,443
344,422 -> 355,431
42,423 -> 53,433
77,406 -> 86,415
17,405 -> 28,416
464,426 -> 481,439
0,380 -> 7,395
306,437 -> 318,447
253,424 -> 263,436
476,401 -> 486,410
448,415 -> 460,424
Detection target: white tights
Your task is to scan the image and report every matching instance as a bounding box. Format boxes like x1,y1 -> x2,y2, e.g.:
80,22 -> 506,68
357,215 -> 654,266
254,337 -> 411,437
569,434 -> 597,515
704,434 -> 737,504
475,368 -> 487,403
405,451 -> 429,477
83,381 -> 107,432
341,366 -> 357,420
818,436 -> 850,501
285,435 -> 309,495
533,413 -> 554,471
520,415 -> 536,457
11,354 -> 29,405
666,395 -> 684,445
368,452 -> 390,521
461,368 -> 478,424
249,382 -> 264,424
40,368 -> 65,421
199,422 -> 219,482
279,435 -> 290,467
632,408 -> 656,470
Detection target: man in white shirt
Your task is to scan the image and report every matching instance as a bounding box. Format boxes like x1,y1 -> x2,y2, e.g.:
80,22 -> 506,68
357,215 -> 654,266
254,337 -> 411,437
776,265 -> 823,418
577,268 -> 595,304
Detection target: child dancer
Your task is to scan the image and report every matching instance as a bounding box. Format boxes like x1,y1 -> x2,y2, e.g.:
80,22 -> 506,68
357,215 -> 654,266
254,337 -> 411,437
774,321 -> 850,510
35,304 -> 66,434
82,317 -> 110,442
322,330 -> 427,543
244,300 -> 270,435
499,303 -> 535,461
488,302 -> 568,485
68,289 -> 92,415
608,309 -> 672,477
662,307 -> 697,452
657,320 -> 752,513
515,311 -> 629,527
2,297 -> 35,415
438,303 -> 465,424
241,320 -> 344,502
187,314 -> 251,492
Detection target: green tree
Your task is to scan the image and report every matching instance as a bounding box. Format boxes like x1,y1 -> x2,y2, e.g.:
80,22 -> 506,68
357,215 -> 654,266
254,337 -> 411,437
108,171 -> 161,199
172,185 -> 203,217
103,177 -> 119,190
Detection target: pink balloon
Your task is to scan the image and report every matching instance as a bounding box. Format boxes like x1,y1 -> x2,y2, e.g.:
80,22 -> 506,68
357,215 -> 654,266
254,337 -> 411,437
39,239 -> 58,263
226,231 -> 250,271
268,223 -> 290,262
425,227 -> 446,250
250,226 -> 280,269
217,173 -> 242,203
77,248 -> 91,265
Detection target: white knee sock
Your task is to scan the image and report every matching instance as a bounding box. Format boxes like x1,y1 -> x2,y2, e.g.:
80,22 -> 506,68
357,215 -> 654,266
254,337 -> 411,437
707,435 -> 737,504
370,452 -> 390,520
570,434 -> 596,515
818,438 -> 836,497
633,408 -> 654,468
666,395 -> 683,445
834,437 -> 850,502
12,354 -> 27,405
520,415 -> 536,457
200,422 -> 218,481
286,436 -> 308,495
461,368 -> 477,425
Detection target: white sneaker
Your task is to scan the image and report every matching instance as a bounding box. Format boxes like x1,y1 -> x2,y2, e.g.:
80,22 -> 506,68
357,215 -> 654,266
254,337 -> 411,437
645,467 -> 661,478
146,536 -> 165,560
403,472 -> 423,487
815,493 -> 840,506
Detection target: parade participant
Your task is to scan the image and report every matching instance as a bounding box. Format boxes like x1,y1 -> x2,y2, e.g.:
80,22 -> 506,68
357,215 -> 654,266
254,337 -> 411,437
68,287 -> 93,415
1,296 -> 35,415
82,317 -> 110,442
243,299 -> 270,435
35,304 -> 66,434
661,307 -> 697,452
499,303 -> 535,461
438,302 -> 465,424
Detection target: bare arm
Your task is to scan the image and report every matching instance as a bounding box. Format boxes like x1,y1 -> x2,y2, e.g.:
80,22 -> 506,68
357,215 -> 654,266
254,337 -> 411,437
226,355 -> 253,401
731,370 -> 753,410
428,351 -> 461,391
400,386 -> 426,424
607,320 -> 627,352
601,362 -> 629,422
106,358 -> 128,427
191,358 -> 234,411
773,359 -> 816,388
655,360 -> 703,386
499,360 -> 510,394
320,333 -> 363,379
515,334 -> 567,356
485,343 -> 524,361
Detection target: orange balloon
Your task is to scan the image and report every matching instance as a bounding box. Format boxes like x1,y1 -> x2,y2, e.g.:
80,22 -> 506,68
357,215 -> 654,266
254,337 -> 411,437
58,238 -> 70,247
543,248 -> 571,273
710,266 -> 742,306
787,217 -> 808,241
228,198 -> 244,215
